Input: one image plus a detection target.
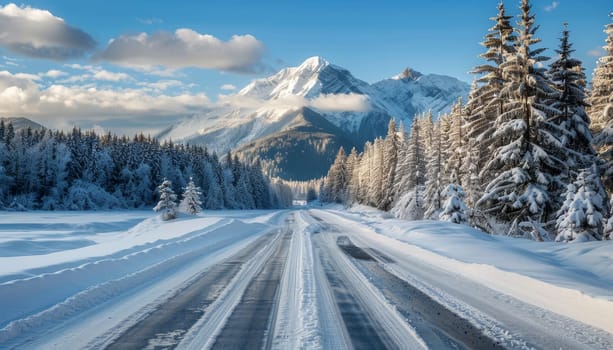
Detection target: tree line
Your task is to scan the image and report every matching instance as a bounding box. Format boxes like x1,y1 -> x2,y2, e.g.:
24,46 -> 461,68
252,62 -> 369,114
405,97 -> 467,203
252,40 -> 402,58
321,0 -> 613,242
0,124 -> 292,211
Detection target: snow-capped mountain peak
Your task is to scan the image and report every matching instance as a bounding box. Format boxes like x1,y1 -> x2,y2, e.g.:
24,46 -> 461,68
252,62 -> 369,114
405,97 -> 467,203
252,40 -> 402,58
239,56 -> 332,99
392,67 -> 423,81
297,55 -> 330,72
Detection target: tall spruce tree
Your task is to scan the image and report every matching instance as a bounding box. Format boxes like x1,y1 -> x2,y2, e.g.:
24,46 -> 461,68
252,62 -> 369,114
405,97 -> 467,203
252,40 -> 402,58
548,24 -> 595,168
322,147 -> 348,204
380,119 -> 399,210
588,13 -> 613,133
546,24 -> 600,215
477,0 -> 562,240
467,1 -> 517,185
424,120 -> 444,219
590,14 -> 613,193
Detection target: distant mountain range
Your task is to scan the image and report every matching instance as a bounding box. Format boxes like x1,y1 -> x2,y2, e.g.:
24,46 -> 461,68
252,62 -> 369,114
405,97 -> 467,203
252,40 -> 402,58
159,57 -> 470,180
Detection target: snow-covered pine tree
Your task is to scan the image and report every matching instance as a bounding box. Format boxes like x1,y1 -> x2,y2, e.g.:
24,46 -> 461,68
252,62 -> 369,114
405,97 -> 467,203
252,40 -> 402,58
380,119 -> 399,211
392,114 -> 428,220
595,117 -> 613,193
446,99 -> 466,185
555,165 -> 608,242
358,141 -> 373,203
180,177 -> 203,215
346,147 -> 360,205
605,197 -> 613,240
322,147 -> 348,204
439,183 -> 469,225
466,1 -> 517,185
406,114 -> 427,192
424,119 -> 444,219
589,14 -> 613,193
588,13 -> 613,133
461,85 -> 483,209
392,123 -> 410,203
154,178 -> 178,220
547,24 -> 600,214
548,24 -> 594,166
367,139 -> 384,207
477,0 -> 563,240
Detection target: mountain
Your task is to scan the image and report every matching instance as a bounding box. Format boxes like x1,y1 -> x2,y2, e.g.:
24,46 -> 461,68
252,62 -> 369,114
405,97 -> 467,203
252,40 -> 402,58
0,117 -> 45,133
159,57 -> 470,179
237,107 -> 354,180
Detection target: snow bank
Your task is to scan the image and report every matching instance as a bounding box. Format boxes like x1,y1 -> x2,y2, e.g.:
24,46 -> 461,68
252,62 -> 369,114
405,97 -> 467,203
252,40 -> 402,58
324,207 -> 613,334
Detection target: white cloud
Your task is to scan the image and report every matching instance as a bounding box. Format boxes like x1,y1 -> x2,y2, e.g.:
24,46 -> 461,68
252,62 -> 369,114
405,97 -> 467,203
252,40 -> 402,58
220,84 -> 237,91
0,3 -> 95,60
0,70 -> 209,132
95,29 -> 266,73
40,69 -> 68,78
588,47 -> 605,57
217,92 -> 371,113
309,93 -> 372,113
138,80 -> 185,91
60,65 -> 132,82
137,17 -> 163,25
545,1 -> 559,12
92,70 -> 131,82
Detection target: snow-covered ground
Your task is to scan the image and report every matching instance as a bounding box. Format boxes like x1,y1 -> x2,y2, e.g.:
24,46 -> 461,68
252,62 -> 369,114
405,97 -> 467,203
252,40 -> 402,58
1,208 -> 612,349
0,210 -> 284,348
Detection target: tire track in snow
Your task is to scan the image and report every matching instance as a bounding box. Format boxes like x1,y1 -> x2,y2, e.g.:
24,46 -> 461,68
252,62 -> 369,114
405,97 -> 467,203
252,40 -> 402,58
336,235 -> 501,349
271,211 -> 348,349
317,208 -> 613,350
209,222 -> 291,349
311,213 -> 427,350
103,229 -> 275,350
177,218 -> 290,350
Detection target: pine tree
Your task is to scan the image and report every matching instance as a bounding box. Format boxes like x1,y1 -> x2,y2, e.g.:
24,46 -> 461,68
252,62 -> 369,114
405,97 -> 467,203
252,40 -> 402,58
380,119 -> 399,210
477,0 -> 562,240
367,139 -> 384,207
446,99 -> 466,185
154,178 -> 178,220
406,115 -> 426,191
439,184 -> 469,225
322,147 -> 348,204
346,147 -> 360,205
424,120 -> 444,219
589,14 -> 613,193
605,197 -> 613,240
180,177 -> 203,215
547,24 -> 598,214
392,124 -> 410,203
467,1 -> 517,183
555,165 -> 608,242
588,13 -> 613,133
595,123 -> 613,193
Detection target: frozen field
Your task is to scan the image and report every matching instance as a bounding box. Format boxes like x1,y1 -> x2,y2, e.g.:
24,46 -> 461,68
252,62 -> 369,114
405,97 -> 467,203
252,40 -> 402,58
0,209 -> 612,349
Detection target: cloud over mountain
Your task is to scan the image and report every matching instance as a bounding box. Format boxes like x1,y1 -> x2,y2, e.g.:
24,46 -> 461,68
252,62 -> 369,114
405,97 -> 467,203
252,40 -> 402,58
0,3 -> 96,60
96,29 -> 266,73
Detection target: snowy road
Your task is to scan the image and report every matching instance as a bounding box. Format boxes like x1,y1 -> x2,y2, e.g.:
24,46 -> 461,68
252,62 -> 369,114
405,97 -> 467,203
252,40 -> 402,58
1,209 -> 612,349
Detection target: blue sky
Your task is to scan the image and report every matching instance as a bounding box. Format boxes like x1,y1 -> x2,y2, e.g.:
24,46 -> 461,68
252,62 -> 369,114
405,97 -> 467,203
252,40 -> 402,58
0,0 -> 610,134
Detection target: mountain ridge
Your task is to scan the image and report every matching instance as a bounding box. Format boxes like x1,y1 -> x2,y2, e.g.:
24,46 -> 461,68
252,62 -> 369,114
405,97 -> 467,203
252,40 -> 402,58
160,56 -> 470,179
